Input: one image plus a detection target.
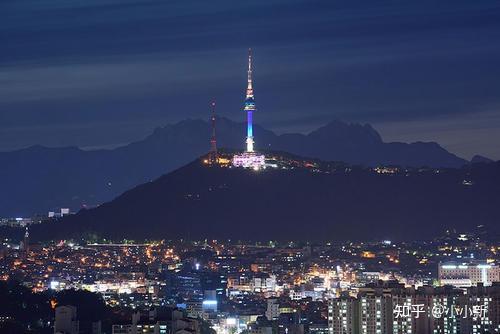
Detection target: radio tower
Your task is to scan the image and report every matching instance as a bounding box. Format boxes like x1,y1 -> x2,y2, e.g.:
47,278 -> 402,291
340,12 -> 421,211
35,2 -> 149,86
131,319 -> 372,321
244,48 -> 256,153
209,100 -> 218,164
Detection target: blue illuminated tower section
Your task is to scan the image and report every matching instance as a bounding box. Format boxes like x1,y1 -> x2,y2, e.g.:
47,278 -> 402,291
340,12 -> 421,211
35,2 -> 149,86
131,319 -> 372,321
244,48 -> 256,152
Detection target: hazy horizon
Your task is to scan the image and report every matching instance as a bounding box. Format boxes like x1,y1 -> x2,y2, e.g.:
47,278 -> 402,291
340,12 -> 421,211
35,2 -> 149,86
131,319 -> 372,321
2,0 -> 500,159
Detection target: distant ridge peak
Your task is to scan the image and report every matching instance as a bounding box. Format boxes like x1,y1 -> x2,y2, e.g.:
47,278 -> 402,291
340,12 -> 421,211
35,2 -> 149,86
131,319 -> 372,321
471,154 -> 494,164
309,119 -> 382,144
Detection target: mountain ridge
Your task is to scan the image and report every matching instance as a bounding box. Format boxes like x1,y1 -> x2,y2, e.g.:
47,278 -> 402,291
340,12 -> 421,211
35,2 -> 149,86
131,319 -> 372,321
0,118 -> 468,216
30,156 -> 500,241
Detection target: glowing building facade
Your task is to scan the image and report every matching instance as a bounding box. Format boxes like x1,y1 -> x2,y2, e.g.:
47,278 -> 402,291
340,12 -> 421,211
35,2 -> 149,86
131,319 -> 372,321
233,49 -> 265,169
439,262 -> 500,287
232,153 -> 265,169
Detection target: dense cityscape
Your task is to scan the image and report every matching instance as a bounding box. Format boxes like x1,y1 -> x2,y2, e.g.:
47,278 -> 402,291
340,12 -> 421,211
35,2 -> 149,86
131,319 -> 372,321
1,225 -> 500,333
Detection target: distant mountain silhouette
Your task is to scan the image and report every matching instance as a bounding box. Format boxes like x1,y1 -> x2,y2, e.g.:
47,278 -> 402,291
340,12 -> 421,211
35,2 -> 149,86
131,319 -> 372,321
0,118 -> 467,216
32,158 -> 500,241
470,154 -> 494,164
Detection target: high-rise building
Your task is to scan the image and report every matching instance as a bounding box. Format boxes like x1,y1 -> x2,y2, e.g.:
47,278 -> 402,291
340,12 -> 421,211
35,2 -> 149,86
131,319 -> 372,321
357,286 -> 393,334
265,298 -> 280,321
462,283 -> 500,334
202,290 -> 218,313
174,272 -> 203,301
328,294 -> 358,334
328,281 -> 500,334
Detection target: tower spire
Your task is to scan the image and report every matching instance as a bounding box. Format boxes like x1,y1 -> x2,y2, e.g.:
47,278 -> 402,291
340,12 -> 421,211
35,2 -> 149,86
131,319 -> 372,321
209,100 -> 218,164
246,48 -> 253,98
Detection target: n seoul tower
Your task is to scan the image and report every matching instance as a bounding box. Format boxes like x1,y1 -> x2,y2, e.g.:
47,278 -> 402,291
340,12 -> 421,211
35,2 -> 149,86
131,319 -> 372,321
244,48 -> 256,153
232,49 -> 265,169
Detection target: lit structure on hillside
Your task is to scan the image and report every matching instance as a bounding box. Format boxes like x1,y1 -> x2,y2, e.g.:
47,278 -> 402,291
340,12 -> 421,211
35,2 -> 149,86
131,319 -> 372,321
208,100 -> 218,164
203,100 -> 232,166
233,153 -> 265,169
233,49 -> 265,169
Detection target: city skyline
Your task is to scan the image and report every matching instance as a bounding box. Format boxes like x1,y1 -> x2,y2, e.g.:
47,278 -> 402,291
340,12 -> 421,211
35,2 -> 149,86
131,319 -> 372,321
2,228 -> 500,334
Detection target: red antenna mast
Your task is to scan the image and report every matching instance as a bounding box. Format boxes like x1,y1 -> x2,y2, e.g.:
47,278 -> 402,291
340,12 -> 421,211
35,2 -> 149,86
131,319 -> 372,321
209,100 -> 218,164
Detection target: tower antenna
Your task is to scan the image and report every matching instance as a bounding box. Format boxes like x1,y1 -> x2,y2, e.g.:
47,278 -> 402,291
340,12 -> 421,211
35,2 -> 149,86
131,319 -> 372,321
209,100 -> 218,164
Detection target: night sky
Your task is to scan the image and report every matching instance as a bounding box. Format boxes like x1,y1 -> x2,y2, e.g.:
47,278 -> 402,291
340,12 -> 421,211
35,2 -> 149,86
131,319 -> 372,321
2,0 -> 500,159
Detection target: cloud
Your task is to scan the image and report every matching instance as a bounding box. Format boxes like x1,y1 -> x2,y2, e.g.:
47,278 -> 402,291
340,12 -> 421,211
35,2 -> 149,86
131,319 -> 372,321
1,0 -> 500,157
